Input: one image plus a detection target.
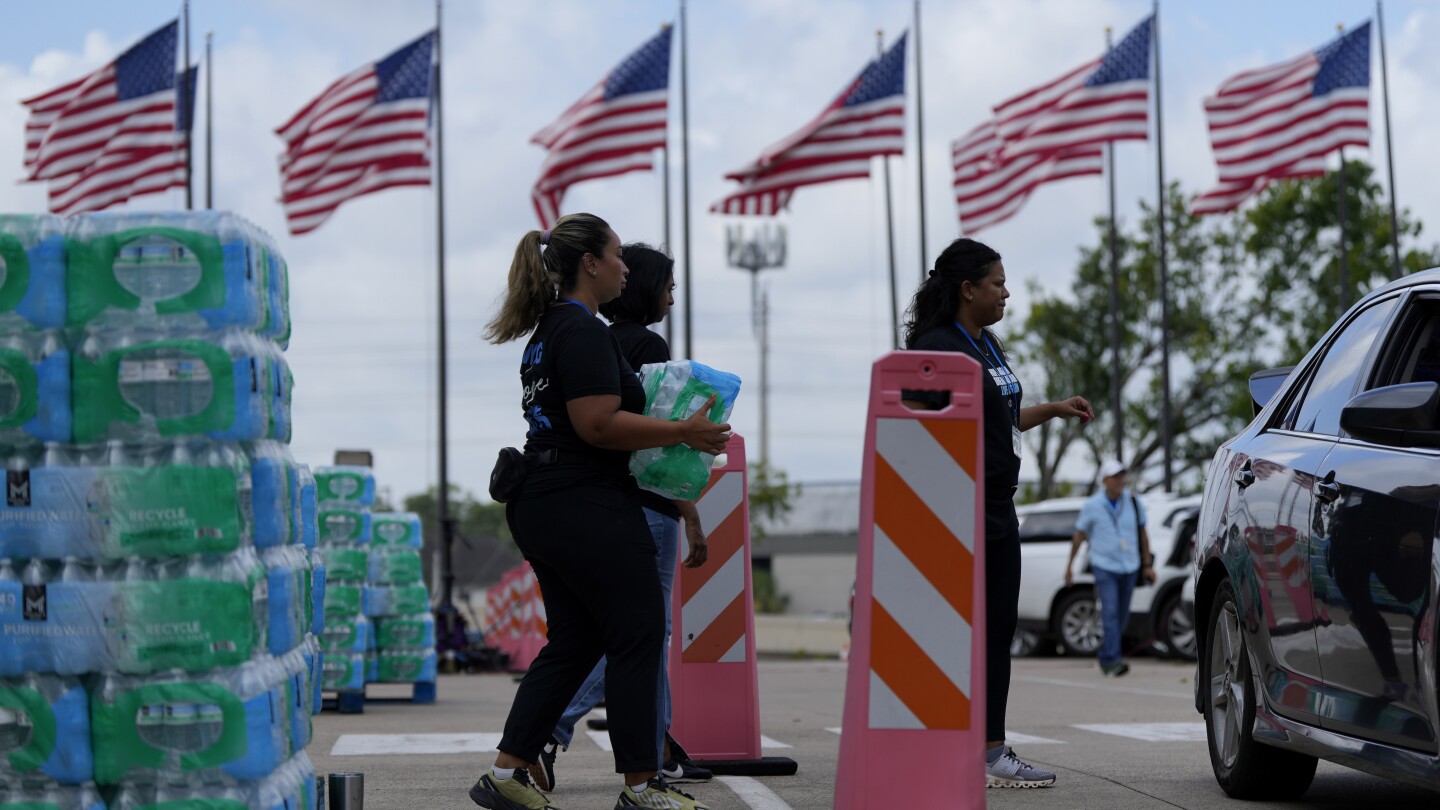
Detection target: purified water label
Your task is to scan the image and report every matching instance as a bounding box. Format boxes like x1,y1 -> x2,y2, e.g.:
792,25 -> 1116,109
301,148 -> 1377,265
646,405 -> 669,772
117,580 -> 255,673
104,467 -> 242,557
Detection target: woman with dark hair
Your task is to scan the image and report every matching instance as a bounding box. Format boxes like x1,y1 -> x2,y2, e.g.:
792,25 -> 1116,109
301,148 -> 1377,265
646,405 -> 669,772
473,215 -> 724,810
901,237 -> 1092,790
528,244 -> 713,793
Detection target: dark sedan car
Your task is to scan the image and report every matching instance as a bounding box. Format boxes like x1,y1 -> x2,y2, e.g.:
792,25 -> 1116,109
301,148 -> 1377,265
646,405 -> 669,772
1192,270 -> 1440,799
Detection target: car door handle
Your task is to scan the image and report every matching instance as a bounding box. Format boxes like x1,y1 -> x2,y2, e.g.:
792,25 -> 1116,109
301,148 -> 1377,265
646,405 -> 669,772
1234,461 -> 1255,490
1315,473 -> 1340,504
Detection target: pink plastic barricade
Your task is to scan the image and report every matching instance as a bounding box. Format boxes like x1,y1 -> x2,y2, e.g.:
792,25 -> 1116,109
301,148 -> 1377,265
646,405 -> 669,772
669,435 -> 797,776
509,565 -> 547,672
835,351 -> 987,809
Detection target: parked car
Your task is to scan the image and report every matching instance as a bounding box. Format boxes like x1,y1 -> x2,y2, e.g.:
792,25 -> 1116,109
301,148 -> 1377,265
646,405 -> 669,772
1191,270 -> 1440,798
1015,492 -> 1201,659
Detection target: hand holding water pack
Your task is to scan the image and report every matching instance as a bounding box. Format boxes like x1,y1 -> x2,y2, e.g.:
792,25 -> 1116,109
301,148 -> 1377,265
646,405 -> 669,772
630,360 -> 741,500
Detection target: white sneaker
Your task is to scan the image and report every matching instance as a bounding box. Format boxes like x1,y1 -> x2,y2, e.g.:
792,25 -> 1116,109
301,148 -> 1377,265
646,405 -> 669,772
985,746 -> 1056,788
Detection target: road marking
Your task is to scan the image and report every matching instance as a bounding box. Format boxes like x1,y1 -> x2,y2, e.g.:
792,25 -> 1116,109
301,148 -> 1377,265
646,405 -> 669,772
824,727 -> 1062,744
588,731 -> 792,751
1006,731 -> 1066,745
1073,722 -> 1207,742
719,776 -> 793,810
330,733 -> 503,756
586,730 -> 614,752
1015,675 -> 1192,699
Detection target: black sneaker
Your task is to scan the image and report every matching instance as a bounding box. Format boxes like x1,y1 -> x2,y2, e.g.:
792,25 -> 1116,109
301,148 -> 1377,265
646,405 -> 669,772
526,739 -> 559,792
1100,660 -> 1130,677
661,759 -> 712,783
469,768 -> 561,809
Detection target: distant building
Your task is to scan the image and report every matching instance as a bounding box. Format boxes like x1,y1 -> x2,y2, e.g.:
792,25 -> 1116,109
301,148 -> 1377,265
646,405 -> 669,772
753,481 -> 859,617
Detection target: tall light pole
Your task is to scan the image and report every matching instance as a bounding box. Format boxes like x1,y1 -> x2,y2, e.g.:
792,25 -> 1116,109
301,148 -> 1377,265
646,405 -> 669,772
725,224 -> 786,466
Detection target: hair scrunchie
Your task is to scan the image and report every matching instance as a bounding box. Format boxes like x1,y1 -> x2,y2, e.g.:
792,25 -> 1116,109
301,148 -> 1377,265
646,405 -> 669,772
540,229 -> 550,246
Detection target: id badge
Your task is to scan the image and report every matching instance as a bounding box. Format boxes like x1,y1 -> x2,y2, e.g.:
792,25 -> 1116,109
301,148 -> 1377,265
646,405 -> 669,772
1011,426 -> 1022,458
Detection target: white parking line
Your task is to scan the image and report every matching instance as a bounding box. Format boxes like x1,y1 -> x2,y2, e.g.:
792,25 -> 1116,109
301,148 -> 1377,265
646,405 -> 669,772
1072,722 -> 1207,742
1014,675 -> 1192,699
824,727 -> 1063,744
718,776 -> 793,810
330,733 -> 504,755
588,731 -> 793,752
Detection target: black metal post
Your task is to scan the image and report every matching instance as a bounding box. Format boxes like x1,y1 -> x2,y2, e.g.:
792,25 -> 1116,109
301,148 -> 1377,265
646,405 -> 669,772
913,0 -> 929,282
680,0 -> 693,359
879,31 -> 899,349
1337,145 -> 1350,316
182,0 -> 192,210
434,1 -> 456,614
1105,27 -> 1123,464
205,31 -> 212,210
1153,1 -> 1173,492
1377,1 -> 1402,279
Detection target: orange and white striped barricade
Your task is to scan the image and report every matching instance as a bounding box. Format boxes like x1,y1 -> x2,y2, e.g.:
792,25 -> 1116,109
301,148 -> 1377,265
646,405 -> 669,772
835,351 -> 987,809
509,565 -> 548,672
669,434 -> 798,776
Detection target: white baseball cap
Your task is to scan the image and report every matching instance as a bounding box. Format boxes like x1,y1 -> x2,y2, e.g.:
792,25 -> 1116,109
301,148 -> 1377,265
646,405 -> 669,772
1098,459 -> 1127,480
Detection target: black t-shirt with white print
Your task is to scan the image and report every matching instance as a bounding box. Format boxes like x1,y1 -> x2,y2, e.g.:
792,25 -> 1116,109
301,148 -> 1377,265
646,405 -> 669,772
902,324 -> 1024,500
519,301 -> 645,494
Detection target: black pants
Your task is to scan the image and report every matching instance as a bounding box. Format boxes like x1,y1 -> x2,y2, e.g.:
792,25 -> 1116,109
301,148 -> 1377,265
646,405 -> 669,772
985,498 -> 1021,744
499,481 -> 665,773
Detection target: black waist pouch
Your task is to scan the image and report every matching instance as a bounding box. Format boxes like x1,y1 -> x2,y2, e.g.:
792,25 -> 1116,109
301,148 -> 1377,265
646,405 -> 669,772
489,447 -> 529,503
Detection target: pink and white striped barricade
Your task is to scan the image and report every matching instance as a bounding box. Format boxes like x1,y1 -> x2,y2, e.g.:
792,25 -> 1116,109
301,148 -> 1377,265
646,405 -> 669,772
508,564 -> 547,672
835,351 -> 987,809
669,434 -> 797,776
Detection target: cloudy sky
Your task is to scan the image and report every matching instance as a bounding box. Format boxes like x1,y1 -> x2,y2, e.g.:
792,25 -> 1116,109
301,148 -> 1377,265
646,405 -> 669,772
2,0 -> 1434,501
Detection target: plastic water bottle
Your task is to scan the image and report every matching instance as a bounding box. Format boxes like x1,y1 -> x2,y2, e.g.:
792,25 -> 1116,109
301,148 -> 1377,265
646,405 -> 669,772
0,214 -> 67,330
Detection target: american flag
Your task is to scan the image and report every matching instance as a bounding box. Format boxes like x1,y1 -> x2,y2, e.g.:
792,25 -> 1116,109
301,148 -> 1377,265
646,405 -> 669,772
276,31 -> 435,236
1192,23 -> 1370,215
531,27 -> 672,228
952,15 -> 1150,233
712,33 -> 906,216
20,20 -> 191,215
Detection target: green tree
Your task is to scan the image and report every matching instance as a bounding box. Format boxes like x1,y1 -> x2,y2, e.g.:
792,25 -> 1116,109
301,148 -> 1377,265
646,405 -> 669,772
1013,182 -> 1260,495
748,460 -> 800,541
1012,160 -> 1440,496
403,486 -> 520,594
1242,159 -> 1439,361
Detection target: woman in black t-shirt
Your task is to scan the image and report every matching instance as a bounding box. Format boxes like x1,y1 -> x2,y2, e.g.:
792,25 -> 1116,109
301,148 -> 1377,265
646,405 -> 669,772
534,244 -> 713,788
473,213 -> 727,810
900,238 -> 1091,790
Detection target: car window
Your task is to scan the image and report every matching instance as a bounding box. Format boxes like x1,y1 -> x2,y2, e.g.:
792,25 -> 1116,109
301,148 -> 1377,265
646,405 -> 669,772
1371,298 -> 1440,388
1017,509 -> 1080,543
1285,297 -> 1398,436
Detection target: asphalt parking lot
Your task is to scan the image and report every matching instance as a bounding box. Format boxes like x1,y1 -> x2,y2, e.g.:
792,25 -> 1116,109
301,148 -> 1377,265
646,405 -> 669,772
310,656 -> 1440,809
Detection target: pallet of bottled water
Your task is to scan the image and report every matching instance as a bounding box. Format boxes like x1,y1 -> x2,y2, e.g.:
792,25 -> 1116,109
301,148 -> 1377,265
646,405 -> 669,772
0,211 -> 321,808
315,466 -> 374,708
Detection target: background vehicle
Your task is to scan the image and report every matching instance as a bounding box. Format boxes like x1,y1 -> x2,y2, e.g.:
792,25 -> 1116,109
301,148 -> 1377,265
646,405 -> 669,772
1192,270 -> 1440,798
1015,493 -> 1201,659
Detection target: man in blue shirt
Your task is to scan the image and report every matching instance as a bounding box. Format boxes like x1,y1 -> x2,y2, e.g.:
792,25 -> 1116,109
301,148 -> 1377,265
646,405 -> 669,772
1064,460 -> 1154,676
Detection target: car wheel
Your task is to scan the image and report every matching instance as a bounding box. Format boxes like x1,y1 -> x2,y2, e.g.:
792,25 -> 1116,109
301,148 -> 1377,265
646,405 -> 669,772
1010,629 -> 1040,657
1053,589 -> 1102,656
1203,579 -> 1317,799
1155,589 -> 1198,661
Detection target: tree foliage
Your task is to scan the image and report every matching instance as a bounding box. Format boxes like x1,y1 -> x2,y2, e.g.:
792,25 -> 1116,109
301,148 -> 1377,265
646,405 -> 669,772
403,486 -> 520,593
1011,160 -> 1439,497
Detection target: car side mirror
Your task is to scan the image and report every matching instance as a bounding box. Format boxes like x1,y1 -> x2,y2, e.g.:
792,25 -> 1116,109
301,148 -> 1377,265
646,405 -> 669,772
1340,382 -> 1440,448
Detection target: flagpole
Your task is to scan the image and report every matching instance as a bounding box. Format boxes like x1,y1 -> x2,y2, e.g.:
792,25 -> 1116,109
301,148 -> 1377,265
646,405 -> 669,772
1105,26 -> 1123,464
680,0 -> 694,360
434,0 -> 456,619
1337,142 -> 1350,316
662,22 -> 674,348
1378,1 -> 1402,279
182,0 -> 193,210
913,0 -> 929,282
204,31 -> 213,210
879,30 -> 899,349
1152,1 -> 1172,492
